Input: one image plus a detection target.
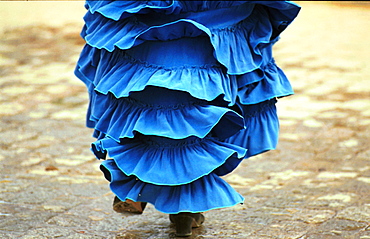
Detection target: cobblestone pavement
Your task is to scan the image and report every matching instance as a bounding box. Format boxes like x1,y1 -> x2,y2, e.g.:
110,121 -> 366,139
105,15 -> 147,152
1,2 -> 370,239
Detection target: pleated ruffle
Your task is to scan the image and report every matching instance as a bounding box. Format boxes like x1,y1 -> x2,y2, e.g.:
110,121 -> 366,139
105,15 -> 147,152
100,159 -> 244,214
85,0 -> 256,20
75,44 -> 239,105
225,99 -> 280,158
85,1 -> 181,21
92,135 -> 247,185
81,1 -> 300,75
75,41 -> 293,109
236,60 -> 294,104
87,90 -> 245,141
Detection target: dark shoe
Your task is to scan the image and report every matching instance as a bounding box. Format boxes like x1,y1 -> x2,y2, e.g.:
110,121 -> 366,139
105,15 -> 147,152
112,196 -> 147,214
169,212 -> 205,237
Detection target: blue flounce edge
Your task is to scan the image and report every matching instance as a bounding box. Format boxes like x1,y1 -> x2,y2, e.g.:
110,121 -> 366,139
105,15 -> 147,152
80,1 -> 300,75
92,136 -> 247,185
225,99 -> 280,158
86,91 -> 245,142
101,159 -> 245,214
75,44 -> 293,108
75,45 -> 239,106
85,1 -> 181,21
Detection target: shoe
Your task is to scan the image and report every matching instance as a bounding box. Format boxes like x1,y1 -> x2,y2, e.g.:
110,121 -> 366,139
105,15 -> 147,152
169,212 -> 205,237
112,196 -> 147,214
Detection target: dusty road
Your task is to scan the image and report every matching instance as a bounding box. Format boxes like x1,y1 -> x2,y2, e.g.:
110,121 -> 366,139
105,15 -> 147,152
0,1 -> 369,238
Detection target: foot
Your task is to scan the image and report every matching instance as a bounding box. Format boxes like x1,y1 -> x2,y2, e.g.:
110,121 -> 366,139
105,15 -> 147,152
112,196 -> 147,214
169,212 -> 205,237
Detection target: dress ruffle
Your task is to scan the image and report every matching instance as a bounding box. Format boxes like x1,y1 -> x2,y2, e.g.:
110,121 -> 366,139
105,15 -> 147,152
75,44 -> 239,105
92,135 -> 247,185
236,60 -> 294,104
100,159 -> 244,214
87,90 -> 245,141
85,1 -> 181,21
75,41 -> 292,108
81,1 -> 300,75
225,99 -> 280,158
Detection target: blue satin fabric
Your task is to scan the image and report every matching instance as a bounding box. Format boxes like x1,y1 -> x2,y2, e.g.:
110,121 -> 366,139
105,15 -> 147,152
75,1 -> 300,213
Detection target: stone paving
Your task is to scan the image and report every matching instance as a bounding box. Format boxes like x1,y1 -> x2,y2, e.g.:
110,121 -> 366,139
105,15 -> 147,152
0,2 -> 370,239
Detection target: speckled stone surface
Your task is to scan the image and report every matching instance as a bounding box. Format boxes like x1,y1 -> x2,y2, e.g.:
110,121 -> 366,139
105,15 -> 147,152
0,2 -> 369,238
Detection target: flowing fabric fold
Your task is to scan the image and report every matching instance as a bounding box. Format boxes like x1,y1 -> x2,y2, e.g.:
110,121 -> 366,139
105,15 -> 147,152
75,44 -> 239,105
100,160 -> 245,214
81,1 -> 300,75
87,91 -> 244,141
85,1 -> 181,21
92,135 -> 247,185
225,99 -> 279,158
236,61 -> 294,104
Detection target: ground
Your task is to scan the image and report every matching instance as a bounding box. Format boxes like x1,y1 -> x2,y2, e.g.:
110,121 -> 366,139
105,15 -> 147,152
0,1 -> 369,238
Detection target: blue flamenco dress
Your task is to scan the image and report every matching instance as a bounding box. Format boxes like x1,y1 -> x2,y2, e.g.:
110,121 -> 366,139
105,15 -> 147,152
75,1 -> 300,214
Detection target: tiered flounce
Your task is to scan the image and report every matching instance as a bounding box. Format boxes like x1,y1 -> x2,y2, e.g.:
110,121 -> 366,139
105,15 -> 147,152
75,0 -> 300,213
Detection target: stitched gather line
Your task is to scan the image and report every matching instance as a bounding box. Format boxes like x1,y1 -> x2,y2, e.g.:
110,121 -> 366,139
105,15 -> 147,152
112,95 -> 207,110
243,99 -> 277,118
137,135 -> 214,148
119,52 -> 222,70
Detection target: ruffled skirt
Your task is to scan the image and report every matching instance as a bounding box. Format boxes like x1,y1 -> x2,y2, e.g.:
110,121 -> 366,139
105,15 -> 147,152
75,0 -> 300,213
